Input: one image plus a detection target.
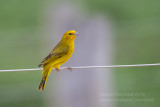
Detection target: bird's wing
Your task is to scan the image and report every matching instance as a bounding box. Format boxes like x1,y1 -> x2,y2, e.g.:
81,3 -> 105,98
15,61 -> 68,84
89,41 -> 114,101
38,44 -> 69,67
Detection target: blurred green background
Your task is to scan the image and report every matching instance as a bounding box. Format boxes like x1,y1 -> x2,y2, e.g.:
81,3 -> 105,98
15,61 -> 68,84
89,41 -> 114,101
0,0 -> 160,107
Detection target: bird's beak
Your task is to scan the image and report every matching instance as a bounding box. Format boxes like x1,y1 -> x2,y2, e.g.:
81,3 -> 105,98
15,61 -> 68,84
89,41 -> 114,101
75,32 -> 79,36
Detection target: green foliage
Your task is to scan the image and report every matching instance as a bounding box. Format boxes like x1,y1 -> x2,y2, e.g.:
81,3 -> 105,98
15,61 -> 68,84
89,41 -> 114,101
86,0 -> 160,19
86,0 -> 160,106
0,0 -> 44,29
0,0 -> 45,107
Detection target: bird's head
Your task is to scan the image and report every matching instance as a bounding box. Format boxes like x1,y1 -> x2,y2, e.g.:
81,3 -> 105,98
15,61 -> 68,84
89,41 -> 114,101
62,30 -> 79,42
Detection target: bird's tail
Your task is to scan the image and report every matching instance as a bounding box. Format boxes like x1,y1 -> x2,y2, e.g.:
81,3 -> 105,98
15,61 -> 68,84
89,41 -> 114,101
38,65 -> 52,91
38,76 -> 47,91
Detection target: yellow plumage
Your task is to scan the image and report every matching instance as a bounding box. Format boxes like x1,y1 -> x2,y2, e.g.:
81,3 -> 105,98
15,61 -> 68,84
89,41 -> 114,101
38,30 -> 78,91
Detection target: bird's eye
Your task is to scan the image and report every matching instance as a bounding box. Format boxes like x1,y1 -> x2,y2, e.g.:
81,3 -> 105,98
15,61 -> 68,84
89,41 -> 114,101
69,33 -> 72,35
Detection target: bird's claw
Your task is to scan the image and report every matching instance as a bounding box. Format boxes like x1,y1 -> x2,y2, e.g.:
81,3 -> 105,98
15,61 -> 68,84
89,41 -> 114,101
67,66 -> 72,72
55,68 -> 60,72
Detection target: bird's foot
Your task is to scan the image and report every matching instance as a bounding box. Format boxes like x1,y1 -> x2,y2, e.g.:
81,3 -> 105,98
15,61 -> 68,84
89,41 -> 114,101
67,66 -> 72,72
55,68 -> 60,72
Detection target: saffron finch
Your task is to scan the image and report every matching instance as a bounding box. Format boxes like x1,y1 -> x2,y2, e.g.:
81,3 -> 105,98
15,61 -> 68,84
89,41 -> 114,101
38,30 -> 78,91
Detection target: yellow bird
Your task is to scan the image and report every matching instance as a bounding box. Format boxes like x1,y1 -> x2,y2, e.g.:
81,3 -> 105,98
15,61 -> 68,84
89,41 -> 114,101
38,30 -> 78,91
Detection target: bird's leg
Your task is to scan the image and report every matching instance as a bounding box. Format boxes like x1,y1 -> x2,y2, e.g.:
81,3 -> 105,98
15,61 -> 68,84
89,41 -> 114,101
55,65 -> 60,72
67,66 -> 72,72
55,68 -> 60,72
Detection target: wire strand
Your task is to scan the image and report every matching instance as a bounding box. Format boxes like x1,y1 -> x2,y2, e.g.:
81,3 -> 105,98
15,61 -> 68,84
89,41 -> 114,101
0,63 -> 160,72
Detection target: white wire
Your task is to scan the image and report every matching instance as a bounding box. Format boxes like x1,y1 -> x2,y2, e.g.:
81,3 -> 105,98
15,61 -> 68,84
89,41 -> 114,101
0,63 -> 160,72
